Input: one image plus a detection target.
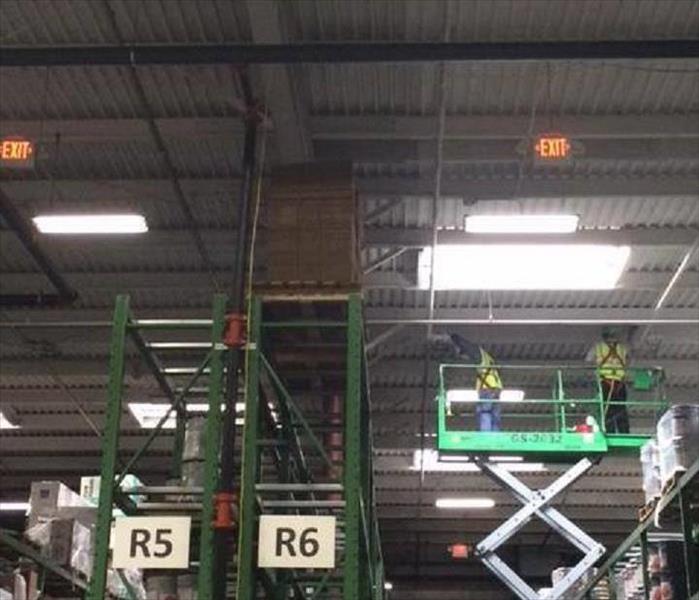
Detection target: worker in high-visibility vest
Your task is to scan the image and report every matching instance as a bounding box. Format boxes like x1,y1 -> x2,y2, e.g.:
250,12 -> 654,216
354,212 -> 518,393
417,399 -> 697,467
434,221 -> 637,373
591,328 -> 630,434
449,334 -> 503,432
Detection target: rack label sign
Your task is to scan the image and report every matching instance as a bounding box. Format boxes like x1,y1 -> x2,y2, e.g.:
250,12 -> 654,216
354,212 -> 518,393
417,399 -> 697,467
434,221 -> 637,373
258,515 -> 336,569
112,516 -> 191,569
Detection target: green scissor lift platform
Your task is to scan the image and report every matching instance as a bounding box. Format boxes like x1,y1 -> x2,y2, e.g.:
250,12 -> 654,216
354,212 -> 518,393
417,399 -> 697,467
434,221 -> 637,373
435,361 -> 668,600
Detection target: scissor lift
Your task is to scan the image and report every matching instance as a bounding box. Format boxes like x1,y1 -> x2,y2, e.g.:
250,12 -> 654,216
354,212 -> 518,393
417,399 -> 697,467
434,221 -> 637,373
435,363 -> 667,600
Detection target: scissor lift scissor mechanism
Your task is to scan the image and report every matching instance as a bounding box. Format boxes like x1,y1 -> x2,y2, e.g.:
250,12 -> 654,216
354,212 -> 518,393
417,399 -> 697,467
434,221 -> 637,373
475,457 -> 605,600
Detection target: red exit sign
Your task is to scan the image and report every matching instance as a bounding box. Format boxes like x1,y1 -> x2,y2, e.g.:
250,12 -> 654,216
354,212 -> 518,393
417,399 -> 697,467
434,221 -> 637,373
0,137 -> 35,169
534,135 -> 571,162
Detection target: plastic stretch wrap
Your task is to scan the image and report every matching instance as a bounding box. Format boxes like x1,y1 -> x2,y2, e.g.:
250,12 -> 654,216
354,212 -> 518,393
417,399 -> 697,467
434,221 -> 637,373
25,518 -> 72,565
550,567 -> 608,599
180,460 -> 205,488
12,572 -> 27,600
182,415 -> 206,461
145,572 -> 177,600
657,405 -> 699,487
70,520 -> 93,578
108,568 -> 146,600
177,573 -> 197,600
640,439 -> 662,502
25,517 -> 94,580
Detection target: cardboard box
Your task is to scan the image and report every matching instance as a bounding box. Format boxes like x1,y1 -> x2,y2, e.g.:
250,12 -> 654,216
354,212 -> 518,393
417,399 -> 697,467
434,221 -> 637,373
28,481 -> 96,529
29,481 -> 90,513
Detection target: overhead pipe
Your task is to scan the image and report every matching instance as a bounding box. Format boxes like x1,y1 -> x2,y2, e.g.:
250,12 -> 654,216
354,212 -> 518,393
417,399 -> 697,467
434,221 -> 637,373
1,40 -> 697,67
0,189 -> 77,306
212,68 -> 260,600
1,317 -> 698,328
368,318 -> 699,325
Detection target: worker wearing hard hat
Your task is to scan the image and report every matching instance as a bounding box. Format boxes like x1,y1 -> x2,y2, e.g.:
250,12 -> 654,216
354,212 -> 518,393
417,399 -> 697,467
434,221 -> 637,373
590,328 -> 630,434
449,333 -> 503,432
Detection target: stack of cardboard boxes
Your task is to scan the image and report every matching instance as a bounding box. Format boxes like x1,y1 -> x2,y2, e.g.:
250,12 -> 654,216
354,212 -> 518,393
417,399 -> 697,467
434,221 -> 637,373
25,481 -> 95,577
261,162 -> 361,289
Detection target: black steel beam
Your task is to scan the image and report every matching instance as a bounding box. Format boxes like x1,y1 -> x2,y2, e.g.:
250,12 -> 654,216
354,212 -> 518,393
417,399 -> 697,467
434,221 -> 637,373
0,293 -> 66,307
0,189 -> 77,303
1,40 -> 697,67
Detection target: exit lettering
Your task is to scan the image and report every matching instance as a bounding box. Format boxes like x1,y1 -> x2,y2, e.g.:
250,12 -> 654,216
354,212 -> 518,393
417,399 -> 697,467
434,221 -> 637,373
0,138 -> 35,169
534,136 -> 571,160
1,140 -> 33,160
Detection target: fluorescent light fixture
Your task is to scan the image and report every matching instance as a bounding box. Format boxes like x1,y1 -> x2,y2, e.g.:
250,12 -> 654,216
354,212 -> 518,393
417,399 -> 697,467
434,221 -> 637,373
0,412 -> 19,429
436,497 -> 495,509
384,582 -> 394,591
418,245 -> 630,290
499,389 -> 525,403
33,214 -> 148,234
0,501 -> 30,512
446,389 -> 524,403
489,455 -> 524,462
128,402 -> 245,429
465,214 -> 579,234
446,389 -> 479,403
412,450 -> 546,473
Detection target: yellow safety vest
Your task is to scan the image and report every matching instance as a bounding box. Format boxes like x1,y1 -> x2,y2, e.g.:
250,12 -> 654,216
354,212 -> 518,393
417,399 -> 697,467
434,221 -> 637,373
476,349 -> 502,391
595,341 -> 627,381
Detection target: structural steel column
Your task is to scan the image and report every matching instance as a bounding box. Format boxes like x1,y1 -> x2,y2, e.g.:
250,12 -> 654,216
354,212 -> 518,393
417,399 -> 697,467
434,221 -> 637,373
344,294 -> 363,599
197,294 -> 228,600
235,298 -> 262,600
86,295 -> 129,600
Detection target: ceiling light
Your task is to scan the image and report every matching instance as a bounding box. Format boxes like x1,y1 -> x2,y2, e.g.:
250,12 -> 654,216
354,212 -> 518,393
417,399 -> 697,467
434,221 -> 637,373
465,214 -> 579,234
0,502 -> 30,512
489,455 -> 524,462
446,389 -> 525,403
446,389 -> 479,403
436,497 -> 495,509
499,389 -> 525,403
0,412 -> 20,429
418,245 -> 630,290
128,402 -> 245,429
33,214 -> 148,234
412,450 -> 546,473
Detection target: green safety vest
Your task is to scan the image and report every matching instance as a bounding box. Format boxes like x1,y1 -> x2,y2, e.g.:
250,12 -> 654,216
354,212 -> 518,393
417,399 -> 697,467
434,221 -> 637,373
595,341 -> 627,381
476,349 -> 502,391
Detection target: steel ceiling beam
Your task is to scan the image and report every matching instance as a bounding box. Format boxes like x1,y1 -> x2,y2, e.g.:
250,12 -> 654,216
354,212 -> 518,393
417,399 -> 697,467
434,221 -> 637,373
0,189 -> 77,305
363,227 -> 699,248
365,270 -> 699,291
2,356 -> 694,378
366,307 -> 699,325
3,175 -> 698,201
1,40 -> 698,67
3,114 -> 698,144
317,137 -> 699,163
310,114 -> 699,140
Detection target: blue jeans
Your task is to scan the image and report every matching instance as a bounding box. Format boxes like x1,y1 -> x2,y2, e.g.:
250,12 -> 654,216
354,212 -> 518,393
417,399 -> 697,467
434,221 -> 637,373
477,389 -> 501,432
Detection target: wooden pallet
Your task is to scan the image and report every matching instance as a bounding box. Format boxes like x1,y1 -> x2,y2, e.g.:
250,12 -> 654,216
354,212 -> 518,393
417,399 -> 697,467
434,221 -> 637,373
638,496 -> 658,521
254,281 -> 361,301
661,469 -> 685,496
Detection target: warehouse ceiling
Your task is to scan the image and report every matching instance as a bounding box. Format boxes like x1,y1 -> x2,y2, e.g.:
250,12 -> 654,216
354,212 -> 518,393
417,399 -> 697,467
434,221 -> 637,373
0,1 -> 698,598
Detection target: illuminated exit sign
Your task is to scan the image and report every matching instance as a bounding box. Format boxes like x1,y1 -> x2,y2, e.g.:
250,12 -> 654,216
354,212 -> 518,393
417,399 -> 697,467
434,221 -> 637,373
0,137 -> 35,169
534,134 -> 571,163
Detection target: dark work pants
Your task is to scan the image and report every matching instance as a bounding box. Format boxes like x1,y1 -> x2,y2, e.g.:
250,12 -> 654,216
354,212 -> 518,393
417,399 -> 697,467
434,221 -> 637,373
601,379 -> 629,434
